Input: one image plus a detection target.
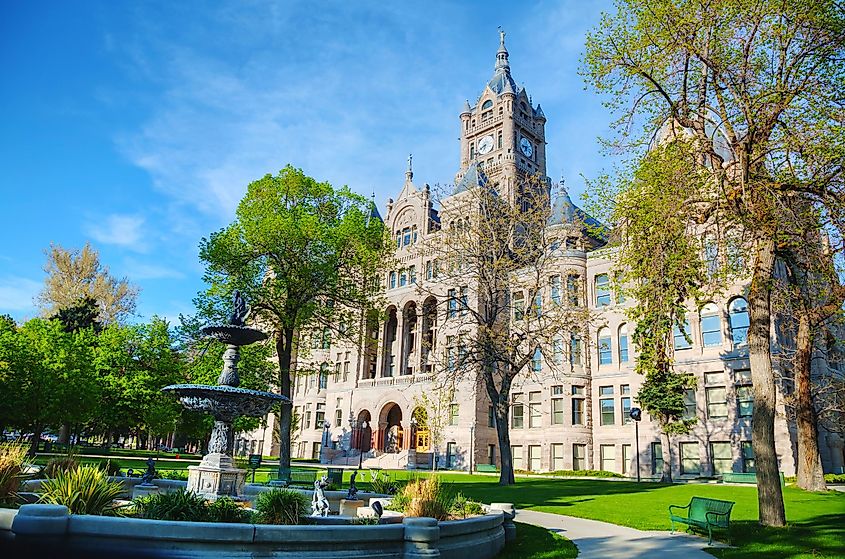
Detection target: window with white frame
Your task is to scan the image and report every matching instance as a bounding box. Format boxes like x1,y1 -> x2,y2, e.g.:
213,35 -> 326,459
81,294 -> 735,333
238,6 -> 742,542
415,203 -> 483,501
573,443 -> 586,470
700,302 -> 722,347
599,386 -> 615,425
551,443 -> 564,471
680,442 -> 700,474
600,444 -> 616,472
528,445 -> 541,472
550,275 -> 561,305
511,445 -> 523,470
595,274 -> 611,306
572,385 -> 585,425
529,391 -> 542,428
729,298 -> 750,347
618,324 -> 629,363
511,394 -> 524,428
551,385 -> 565,424
710,442 -> 732,474
598,327 -> 612,365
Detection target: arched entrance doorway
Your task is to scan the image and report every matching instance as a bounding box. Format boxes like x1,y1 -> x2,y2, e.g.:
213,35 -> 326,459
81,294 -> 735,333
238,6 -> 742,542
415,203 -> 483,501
379,403 -> 403,453
354,410 -> 372,452
411,407 -> 429,452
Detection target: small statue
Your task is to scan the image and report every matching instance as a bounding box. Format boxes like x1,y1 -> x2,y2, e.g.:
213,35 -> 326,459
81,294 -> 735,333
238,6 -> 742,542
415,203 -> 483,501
347,470 -> 358,500
311,475 -> 330,517
229,290 -> 249,326
140,457 -> 156,485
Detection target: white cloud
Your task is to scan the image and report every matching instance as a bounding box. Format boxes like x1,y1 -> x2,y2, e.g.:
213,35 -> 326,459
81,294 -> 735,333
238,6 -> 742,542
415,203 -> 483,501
121,258 -> 185,281
0,276 -> 41,314
86,214 -> 148,252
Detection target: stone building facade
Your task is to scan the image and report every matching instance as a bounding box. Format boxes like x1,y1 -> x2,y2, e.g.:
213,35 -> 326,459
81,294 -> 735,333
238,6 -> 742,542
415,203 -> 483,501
238,32 -> 844,478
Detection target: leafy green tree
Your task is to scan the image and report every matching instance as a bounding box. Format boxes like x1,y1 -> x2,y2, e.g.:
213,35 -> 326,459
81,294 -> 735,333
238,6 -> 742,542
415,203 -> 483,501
603,141 -> 704,481
198,165 -> 387,470
583,0 -> 844,526
52,296 -> 101,333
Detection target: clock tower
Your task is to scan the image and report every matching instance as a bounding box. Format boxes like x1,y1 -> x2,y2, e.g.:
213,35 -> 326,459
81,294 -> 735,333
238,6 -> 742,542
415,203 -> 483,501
454,29 -> 548,203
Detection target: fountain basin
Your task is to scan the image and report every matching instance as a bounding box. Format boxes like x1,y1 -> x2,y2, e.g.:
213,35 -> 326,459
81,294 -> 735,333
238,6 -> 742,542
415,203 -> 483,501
201,325 -> 268,346
161,384 -> 287,420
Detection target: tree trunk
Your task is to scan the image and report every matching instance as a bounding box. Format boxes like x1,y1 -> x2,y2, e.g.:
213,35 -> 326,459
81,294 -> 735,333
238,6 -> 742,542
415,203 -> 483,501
58,424 -> 70,445
276,329 -> 294,472
28,423 -> 44,456
493,402 -> 515,485
749,236 -> 786,526
661,430 -> 673,483
795,314 -> 827,491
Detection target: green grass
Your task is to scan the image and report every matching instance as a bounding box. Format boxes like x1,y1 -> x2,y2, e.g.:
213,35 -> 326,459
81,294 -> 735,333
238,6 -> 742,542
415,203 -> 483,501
498,522 -> 578,558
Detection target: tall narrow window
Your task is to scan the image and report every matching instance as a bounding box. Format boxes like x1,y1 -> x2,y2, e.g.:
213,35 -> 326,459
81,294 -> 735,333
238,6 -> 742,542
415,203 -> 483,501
409,265 -> 417,284
651,442 -> 664,475
425,261 -> 433,280
460,286 -> 468,316
552,336 -> 564,365
403,227 -> 411,246
529,391 -> 541,428
680,442 -> 700,475
618,324 -> 629,363
399,269 -> 407,287
599,386 -> 615,425
448,289 -> 457,318
683,389 -> 697,419
513,291 -> 525,320
700,303 -> 722,347
729,298 -> 750,347
511,394 -> 524,428
528,445 -> 541,471
595,274 -> 611,306
511,445 -> 523,470
736,384 -> 753,417
531,347 -> 542,372
572,444 -> 586,470
710,442 -> 732,474
621,385 -> 631,424
741,441 -> 755,472
571,386 -> 585,425
567,274 -> 580,306
570,334 -> 582,365
532,291 -> 543,317
598,327 -> 612,365
449,404 -> 459,426
389,271 -> 396,289
551,443 -> 564,471
551,385 -> 565,424
550,275 -> 561,305
600,444 -> 616,472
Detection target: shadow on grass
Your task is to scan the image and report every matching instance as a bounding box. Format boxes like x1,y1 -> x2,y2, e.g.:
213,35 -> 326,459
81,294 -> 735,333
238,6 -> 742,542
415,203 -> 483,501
498,522 -> 578,559
708,513 -> 845,559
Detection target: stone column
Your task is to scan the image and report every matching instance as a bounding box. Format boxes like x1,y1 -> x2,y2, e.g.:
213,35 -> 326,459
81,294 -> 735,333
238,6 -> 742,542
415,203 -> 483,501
394,311 -> 405,376
403,517 -> 440,559
489,503 -> 516,542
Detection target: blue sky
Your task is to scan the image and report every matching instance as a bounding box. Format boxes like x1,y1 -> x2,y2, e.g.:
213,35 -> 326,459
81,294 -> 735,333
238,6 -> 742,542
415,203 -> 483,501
0,0 -> 613,324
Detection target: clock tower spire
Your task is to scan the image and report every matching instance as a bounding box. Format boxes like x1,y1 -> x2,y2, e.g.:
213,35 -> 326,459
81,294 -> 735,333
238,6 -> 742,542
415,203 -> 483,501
454,29 -> 548,204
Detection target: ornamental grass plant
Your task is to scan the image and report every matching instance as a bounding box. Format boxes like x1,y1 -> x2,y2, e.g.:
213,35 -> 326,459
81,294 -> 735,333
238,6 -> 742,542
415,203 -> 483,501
43,454 -> 80,478
254,488 -> 309,525
39,466 -> 123,515
133,488 -> 209,522
0,443 -> 28,506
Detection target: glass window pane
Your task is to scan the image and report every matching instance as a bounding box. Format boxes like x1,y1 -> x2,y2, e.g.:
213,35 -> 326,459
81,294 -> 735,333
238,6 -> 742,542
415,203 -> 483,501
596,274 -> 611,306
600,398 -> 615,425
711,442 -> 733,474
680,442 -> 700,474
674,320 -> 692,350
706,387 -> 728,418
701,314 -> 722,347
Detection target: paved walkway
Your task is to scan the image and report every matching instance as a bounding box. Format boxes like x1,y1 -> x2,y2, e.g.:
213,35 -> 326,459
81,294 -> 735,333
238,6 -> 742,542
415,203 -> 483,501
516,509 -> 726,559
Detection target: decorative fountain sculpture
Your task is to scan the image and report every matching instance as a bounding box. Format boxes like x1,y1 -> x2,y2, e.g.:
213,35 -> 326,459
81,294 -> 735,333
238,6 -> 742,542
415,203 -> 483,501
162,291 -> 288,500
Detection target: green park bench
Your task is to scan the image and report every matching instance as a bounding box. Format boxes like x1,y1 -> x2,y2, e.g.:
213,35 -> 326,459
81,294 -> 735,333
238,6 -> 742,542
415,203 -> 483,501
268,468 -> 318,487
722,472 -> 785,486
475,464 -> 498,473
669,496 -> 734,544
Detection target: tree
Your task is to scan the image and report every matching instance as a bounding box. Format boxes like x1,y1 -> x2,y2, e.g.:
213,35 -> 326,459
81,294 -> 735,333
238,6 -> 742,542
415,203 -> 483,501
0,318 -> 97,453
603,141 -> 705,481
37,243 -> 139,324
198,165 -> 387,472
421,178 -> 592,485
52,296 -> 101,333
776,203 -> 845,492
412,388 -> 452,471
583,0 -> 844,526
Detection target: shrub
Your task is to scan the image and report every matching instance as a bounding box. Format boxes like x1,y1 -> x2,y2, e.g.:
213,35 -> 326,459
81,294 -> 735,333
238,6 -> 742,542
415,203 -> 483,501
134,488 -> 209,522
0,443 -> 28,506
824,473 -> 845,483
157,469 -> 189,481
39,466 -> 123,515
43,455 -> 80,478
208,496 -> 252,523
450,492 -> 485,519
396,477 -> 452,521
369,471 -> 400,495
255,488 -> 309,525
541,469 -> 624,478
98,459 -> 121,476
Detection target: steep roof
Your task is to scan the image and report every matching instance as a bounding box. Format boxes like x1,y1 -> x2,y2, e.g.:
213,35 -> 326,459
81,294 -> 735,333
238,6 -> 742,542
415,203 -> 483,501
548,185 -> 605,239
454,161 -> 489,194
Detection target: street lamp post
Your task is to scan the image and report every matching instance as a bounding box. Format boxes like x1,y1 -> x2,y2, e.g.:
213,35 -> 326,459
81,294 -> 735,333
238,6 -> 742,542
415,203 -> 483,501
630,407 -> 642,482
357,421 -> 368,470
320,421 -> 331,464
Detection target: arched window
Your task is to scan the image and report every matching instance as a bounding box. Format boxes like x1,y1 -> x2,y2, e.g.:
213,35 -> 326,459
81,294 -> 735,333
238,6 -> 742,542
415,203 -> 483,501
389,271 -> 396,289
482,99 -> 493,110
700,302 -> 722,347
399,269 -> 408,287
673,319 -> 692,350
729,297 -> 749,347
598,327 -> 612,365
618,324 -> 629,363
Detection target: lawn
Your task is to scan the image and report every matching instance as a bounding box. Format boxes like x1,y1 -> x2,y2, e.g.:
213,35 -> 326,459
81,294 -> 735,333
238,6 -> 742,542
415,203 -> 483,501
499,522 -> 578,559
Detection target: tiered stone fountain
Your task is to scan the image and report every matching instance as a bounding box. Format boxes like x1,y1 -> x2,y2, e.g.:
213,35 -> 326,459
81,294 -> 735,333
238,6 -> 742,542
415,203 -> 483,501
162,292 -> 287,500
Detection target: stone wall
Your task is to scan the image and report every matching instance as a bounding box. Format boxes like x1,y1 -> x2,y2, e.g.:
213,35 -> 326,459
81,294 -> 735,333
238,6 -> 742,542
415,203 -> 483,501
0,503 -> 513,559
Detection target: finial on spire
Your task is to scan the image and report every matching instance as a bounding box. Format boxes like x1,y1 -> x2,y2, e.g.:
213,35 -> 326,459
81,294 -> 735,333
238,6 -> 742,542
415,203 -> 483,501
495,27 -> 510,73
405,154 -> 413,182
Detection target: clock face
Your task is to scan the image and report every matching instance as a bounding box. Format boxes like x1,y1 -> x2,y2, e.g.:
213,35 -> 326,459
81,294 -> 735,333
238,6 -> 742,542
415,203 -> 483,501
478,135 -> 494,155
520,137 -> 533,157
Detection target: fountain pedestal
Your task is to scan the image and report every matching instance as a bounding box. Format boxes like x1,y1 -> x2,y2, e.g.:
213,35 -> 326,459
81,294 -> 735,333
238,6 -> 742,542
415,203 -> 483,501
187,453 -> 245,500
